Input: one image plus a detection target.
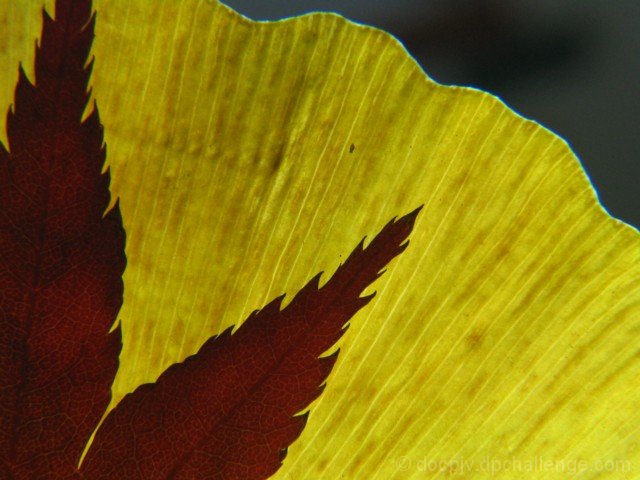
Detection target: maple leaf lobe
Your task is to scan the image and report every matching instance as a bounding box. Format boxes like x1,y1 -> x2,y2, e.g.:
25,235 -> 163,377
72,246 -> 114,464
0,0 -> 125,477
81,207 -> 420,479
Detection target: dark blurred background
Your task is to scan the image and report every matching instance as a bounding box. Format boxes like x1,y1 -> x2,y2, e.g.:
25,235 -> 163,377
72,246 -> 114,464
222,0 -> 639,229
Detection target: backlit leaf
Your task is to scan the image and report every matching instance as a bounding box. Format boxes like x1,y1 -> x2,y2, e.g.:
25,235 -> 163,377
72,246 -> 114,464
81,208 -> 419,479
0,1 -> 124,477
2,1 -> 639,478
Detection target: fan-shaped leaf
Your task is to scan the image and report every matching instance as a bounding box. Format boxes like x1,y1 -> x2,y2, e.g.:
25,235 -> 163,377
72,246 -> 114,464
2,1 -> 639,479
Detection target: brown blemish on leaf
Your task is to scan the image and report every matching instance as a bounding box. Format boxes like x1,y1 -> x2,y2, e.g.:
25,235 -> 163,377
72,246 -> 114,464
465,329 -> 487,351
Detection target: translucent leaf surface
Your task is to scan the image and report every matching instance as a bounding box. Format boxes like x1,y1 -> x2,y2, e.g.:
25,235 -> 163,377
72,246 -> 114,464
2,1 -> 639,478
0,1 -> 124,476
82,210 -> 418,479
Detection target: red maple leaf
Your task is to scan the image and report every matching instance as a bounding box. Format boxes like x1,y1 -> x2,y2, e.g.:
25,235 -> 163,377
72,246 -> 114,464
0,1 -> 419,478
0,0 -> 124,477
80,205 -> 420,479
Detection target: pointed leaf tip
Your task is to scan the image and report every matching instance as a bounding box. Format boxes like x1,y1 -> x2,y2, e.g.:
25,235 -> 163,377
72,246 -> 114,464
82,210 -> 416,479
0,0 -> 124,477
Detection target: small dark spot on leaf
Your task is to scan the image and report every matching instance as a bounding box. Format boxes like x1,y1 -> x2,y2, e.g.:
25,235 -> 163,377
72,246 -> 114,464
349,143 -> 355,153
466,330 -> 485,350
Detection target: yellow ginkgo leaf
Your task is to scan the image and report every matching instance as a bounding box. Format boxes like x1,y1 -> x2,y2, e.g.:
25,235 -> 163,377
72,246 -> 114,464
2,1 -> 639,478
